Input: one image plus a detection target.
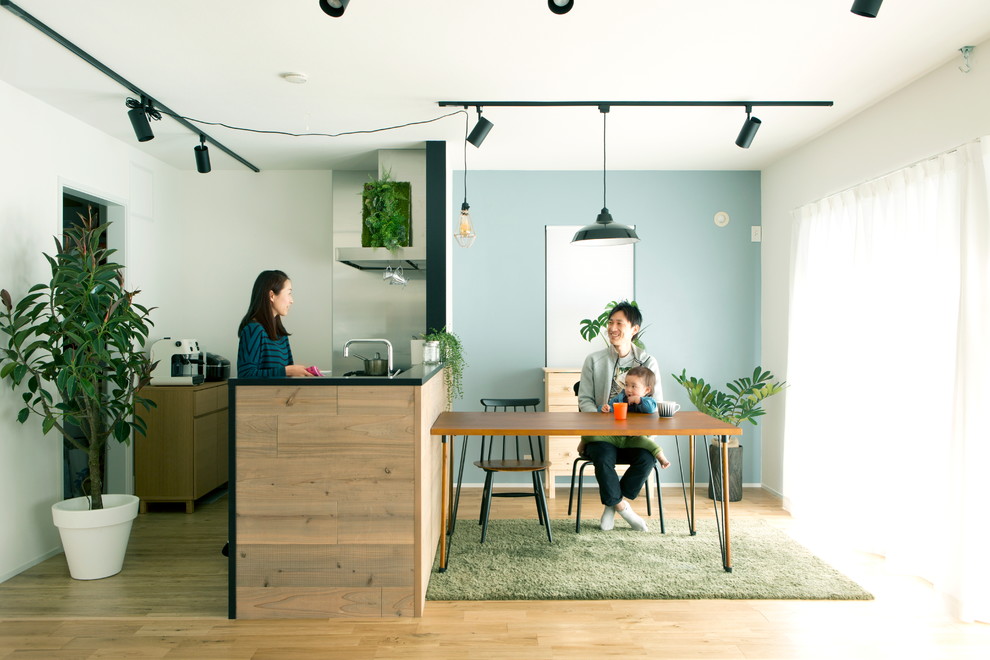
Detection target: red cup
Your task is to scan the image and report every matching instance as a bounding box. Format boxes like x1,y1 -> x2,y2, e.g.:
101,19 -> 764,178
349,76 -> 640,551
612,402 -> 628,420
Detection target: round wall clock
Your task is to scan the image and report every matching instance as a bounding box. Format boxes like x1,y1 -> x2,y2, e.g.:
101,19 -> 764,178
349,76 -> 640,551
714,211 -> 730,227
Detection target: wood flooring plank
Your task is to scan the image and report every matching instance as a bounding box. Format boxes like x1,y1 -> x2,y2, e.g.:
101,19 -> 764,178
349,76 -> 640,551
2,488 -> 989,659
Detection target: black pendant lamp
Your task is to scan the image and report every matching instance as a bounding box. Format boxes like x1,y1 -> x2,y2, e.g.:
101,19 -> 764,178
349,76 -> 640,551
572,107 -> 639,246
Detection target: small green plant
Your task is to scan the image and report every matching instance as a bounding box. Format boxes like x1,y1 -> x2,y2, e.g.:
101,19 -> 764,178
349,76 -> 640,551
422,328 -> 466,411
579,299 -> 647,348
362,169 -> 411,251
0,209 -> 156,510
673,366 -> 786,427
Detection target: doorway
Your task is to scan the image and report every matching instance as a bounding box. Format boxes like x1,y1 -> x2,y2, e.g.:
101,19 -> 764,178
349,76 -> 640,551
60,188 -> 131,497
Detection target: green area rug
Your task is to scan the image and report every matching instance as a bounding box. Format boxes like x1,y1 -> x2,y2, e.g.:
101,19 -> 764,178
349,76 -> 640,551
428,518 -> 873,601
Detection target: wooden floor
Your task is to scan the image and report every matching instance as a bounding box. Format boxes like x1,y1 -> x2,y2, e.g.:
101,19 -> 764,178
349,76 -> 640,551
1,486 -> 988,659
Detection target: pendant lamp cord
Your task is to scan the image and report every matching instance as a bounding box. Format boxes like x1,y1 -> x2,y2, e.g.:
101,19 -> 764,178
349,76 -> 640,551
602,109 -> 607,209
463,110 -> 469,205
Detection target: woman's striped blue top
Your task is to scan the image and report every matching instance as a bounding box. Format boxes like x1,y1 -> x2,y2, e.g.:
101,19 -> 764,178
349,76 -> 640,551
237,321 -> 293,378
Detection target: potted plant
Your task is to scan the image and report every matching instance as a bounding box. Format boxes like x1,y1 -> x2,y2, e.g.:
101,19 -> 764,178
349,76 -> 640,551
362,169 -> 412,251
0,208 -> 156,579
579,299 -> 648,348
673,366 -> 786,501
422,328 -> 466,411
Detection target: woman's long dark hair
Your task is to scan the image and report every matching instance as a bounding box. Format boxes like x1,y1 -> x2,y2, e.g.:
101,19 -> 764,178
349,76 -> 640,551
238,270 -> 291,340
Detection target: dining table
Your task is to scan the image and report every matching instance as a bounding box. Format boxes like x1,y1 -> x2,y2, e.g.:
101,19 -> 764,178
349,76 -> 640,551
430,410 -> 742,572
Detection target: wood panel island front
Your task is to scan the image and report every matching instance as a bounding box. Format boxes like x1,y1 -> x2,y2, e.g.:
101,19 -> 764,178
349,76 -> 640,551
227,365 -> 446,619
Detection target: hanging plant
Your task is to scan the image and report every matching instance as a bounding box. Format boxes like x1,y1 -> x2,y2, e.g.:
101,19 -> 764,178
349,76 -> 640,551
422,328 -> 466,411
361,169 -> 412,251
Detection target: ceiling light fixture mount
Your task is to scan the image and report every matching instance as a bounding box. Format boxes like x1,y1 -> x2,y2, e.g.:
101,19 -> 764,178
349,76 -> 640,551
735,105 -> 762,149
571,104 -> 640,247
959,46 -> 975,73
318,0 -> 349,18
280,72 -> 309,84
466,106 -> 494,148
194,134 -> 211,174
850,0 -> 883,18
548,0 -> 574,15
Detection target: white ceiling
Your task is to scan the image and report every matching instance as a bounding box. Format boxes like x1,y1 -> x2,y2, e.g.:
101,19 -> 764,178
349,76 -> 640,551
1,0 -> 989,173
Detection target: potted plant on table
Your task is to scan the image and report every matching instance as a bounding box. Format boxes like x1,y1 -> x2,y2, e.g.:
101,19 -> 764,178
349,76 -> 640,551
422,328 -> 466,412
0,209 -> 156,579
673,366 -> 786,502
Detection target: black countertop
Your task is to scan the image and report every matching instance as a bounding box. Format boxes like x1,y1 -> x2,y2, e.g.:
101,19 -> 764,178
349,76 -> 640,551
230,363 -> 444,388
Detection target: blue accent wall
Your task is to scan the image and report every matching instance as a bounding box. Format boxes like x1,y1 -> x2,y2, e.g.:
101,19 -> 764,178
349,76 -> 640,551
451,169 -> 762,488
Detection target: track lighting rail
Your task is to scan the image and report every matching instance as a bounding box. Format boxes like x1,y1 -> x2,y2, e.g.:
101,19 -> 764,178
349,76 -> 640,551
1,0 -> 260,173
439,100 -> 833,109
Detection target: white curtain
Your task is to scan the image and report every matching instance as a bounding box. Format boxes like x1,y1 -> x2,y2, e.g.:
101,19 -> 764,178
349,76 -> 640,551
784,138 -> 990,623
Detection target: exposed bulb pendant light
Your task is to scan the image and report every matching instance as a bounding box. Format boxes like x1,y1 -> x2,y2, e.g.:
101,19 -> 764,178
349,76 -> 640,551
571,106 -> 639,246
455,114 -> 476,248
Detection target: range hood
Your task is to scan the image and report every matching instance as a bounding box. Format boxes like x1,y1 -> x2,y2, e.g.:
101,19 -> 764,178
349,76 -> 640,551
334,246 -> 426,272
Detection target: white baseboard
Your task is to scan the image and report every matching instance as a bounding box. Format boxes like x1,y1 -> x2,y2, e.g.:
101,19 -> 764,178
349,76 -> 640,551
0,546 -> 62,584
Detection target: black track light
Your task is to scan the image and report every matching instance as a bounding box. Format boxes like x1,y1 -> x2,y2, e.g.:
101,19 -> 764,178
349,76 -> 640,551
735,106 -> 761,149
125,96 -> 156,142
319,0 -> 349,17
194,135 -> 211,174
549,0 -> 574,14
850,0 -> 882,17
467,107 -> 493,147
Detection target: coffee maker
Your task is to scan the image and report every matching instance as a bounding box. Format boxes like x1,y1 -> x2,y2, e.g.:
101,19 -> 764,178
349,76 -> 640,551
150,338 -> 205,385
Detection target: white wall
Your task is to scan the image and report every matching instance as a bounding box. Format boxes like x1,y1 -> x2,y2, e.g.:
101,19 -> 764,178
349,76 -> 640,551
0,77 -> 336,581
171,170 -> 334,370
760,39 -> 990,495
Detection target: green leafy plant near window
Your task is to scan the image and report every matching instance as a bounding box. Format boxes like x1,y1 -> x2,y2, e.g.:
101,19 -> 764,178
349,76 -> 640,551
673,366 -> 786,429
579,299 -> 647,348
361,169 -> 411,251
422,328 -> 466,411
0,209 -> 156,510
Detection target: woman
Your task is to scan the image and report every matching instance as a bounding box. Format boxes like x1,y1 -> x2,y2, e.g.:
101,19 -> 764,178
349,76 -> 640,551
577,301 -> 663,532
237,270 -> 314,378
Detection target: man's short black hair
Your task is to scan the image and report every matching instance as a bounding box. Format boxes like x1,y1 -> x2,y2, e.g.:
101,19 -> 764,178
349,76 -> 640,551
609,301 -> 642,329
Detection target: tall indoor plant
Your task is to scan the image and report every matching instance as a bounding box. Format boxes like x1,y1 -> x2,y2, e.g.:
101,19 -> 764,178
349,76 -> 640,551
673,366 -> 786,501
0,209 -> 155,578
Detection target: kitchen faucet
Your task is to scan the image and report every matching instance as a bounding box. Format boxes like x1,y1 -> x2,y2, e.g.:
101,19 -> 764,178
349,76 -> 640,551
342,338 -> 394,373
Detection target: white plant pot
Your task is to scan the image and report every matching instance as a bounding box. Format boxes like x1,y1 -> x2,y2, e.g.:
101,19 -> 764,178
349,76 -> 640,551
51,494 -> 139,580
410,339 -> 425,365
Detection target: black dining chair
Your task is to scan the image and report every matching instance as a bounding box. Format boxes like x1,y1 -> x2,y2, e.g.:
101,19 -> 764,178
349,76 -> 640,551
450,398 -> 553,543
567,380 -> 666,534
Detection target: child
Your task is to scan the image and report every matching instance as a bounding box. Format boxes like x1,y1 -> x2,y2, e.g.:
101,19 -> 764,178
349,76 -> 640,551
579,366 -> 671,469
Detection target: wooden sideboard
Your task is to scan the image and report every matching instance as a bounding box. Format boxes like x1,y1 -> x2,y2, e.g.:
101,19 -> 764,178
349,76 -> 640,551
135,381 -> 229,513
542,367 -> 583,497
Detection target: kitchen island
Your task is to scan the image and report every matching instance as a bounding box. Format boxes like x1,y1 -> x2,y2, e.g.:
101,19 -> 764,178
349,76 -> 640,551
227,365 -> 446,619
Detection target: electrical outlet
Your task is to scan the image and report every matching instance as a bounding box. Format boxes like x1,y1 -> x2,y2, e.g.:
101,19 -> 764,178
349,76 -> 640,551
751,226 -> 762,242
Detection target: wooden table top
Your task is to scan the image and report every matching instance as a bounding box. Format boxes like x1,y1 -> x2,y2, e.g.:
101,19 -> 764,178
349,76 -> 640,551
431,410 -> 741,437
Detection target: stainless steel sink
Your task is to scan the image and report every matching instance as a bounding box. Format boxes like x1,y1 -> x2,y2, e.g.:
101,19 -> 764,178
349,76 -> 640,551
341,368 -> 408,379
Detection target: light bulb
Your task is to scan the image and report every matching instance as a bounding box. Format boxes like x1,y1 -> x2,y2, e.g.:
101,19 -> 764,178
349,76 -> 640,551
455,202 -> 476,248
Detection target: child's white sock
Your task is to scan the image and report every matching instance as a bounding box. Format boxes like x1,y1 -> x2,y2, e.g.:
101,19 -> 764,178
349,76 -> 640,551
618,505 -> 648,532
600,505 -> 615,531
